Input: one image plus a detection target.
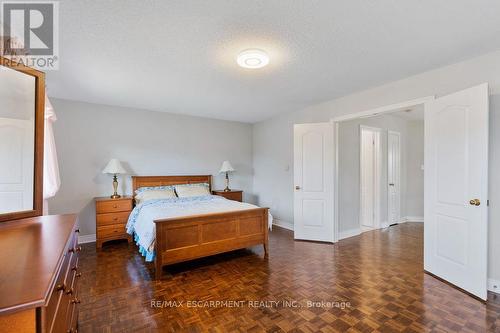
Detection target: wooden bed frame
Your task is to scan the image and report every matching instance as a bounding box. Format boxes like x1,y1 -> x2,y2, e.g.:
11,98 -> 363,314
131,175 -> 269,279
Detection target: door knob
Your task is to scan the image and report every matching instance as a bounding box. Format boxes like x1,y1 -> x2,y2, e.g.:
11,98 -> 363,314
295,186 -> 301,190
469,199 -> 480,206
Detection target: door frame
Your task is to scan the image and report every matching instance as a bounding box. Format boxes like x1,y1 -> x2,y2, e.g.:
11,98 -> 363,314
332,96 -> 434,241
387,130 -> 402,226
359,125 -> 382,231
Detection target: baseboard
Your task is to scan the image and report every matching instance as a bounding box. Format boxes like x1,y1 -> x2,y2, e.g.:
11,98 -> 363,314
401,216 -> 424,223
489,278 -> 500,294
339,228 -> 361,240
273,219 -> 294,231
380,221 -> 389,228
78,233 -> 96,244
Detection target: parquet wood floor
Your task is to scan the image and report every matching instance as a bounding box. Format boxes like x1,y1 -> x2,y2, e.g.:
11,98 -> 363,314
78,223 -> 500,332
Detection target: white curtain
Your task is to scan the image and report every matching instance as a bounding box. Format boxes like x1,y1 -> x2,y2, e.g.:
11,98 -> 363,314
43,96 -> 61,214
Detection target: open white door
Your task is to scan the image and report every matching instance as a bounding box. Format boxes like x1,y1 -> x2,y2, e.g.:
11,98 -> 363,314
294,123 -> 334,242
359,126 -> 381,231
388,131 -> 401,225
424,83 -> 489,300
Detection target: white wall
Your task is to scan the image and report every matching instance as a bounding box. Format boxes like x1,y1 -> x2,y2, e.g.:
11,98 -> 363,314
48,99 -> 254,236
252,49 -> 500,281
338,114 -> 424,233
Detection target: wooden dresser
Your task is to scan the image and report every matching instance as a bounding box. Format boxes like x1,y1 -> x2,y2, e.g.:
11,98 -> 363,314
0,214 -> 80,333
95,196 -> 133,248
212,190 -> 243,202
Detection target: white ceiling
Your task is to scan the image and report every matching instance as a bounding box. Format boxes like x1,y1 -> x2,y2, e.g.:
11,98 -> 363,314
46,0 -> 500,123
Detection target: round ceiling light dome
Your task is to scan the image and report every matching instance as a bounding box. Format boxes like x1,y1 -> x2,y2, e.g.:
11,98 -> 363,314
237,49 -> 269,69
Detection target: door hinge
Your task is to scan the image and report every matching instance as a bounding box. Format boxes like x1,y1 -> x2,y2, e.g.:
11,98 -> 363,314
487,199 -> 490,206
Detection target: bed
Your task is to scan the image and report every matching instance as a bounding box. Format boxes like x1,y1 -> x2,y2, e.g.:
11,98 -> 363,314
127,175 -> 270,279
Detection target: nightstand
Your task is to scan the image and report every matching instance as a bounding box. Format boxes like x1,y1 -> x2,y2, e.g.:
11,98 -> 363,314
212,190 -> 243,202
95,196 -> 133,248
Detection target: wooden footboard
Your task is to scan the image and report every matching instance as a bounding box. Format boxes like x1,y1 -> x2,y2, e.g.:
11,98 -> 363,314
153,207 -> 269,279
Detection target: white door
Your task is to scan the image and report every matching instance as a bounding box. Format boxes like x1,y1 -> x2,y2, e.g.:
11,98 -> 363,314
424,83 -> 489,300
388,131 -> 401,225
294,123 -> 334,242
0,118 -> 34,213
359,126 -> 381,231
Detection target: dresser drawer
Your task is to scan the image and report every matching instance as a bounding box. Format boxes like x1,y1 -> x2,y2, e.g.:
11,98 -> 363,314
67,296 -> 79,333
45,252 -> 71,332
98,223 -> 127,239
51,291 -> 73,333
96,199 -> 132,213
45,233 -> 77,333
97,211 -> 130,226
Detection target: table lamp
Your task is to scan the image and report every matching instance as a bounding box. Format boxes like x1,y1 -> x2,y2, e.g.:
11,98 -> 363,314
219,161 -> 235,192
102,159 -> 126,198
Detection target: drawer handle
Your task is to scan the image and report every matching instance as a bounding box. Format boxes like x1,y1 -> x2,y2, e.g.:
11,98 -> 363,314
76,272 -> 82,278
113,217 -> 118,221
75,229 -> 80,233
76,246 -> 82,252
71,265 -> 78,271
66,288 -> 74,295
67,329 -> 74,333
56,283 -> 66,292
113,205 -> 118,208
71,298 -> 81,304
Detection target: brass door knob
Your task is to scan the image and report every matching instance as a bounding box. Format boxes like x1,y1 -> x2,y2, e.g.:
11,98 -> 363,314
295,186 -> 301,190
469,199 -> 481,206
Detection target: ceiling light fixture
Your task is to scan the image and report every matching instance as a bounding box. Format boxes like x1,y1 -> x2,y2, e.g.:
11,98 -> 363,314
237,49 -> 269,69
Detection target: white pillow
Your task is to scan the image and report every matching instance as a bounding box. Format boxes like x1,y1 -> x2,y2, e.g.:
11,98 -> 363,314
135,189 -> 176,205
175,183 -> 210,198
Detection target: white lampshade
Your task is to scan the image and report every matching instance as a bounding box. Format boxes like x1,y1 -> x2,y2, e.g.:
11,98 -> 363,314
219,161 -> 235,173
102,159 -> 126,175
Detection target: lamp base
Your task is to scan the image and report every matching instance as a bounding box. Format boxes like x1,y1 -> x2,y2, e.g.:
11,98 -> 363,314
224,172 -> 231,192
110,174 -> 121,199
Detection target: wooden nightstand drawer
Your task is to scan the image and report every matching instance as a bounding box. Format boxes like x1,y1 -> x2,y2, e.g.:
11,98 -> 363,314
213,190 -> 243,202
97,224 -> 127,239
96,199 -> 132,213
95,196 -> 133,248
97,211 -> 130,226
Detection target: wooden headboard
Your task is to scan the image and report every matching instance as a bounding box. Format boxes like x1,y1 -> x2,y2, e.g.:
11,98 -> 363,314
131,175 -> 212,197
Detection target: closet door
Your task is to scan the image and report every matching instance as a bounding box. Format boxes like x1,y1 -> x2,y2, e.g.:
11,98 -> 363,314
293,123 -> 334,242
387,131 -> 401,226
359,126 -> 381,231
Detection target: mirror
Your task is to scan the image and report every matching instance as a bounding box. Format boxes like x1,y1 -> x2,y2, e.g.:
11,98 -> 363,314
0,56 -> 45,222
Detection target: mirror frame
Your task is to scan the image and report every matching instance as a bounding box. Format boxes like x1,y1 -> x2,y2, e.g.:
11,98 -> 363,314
0,56 -> 45,222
